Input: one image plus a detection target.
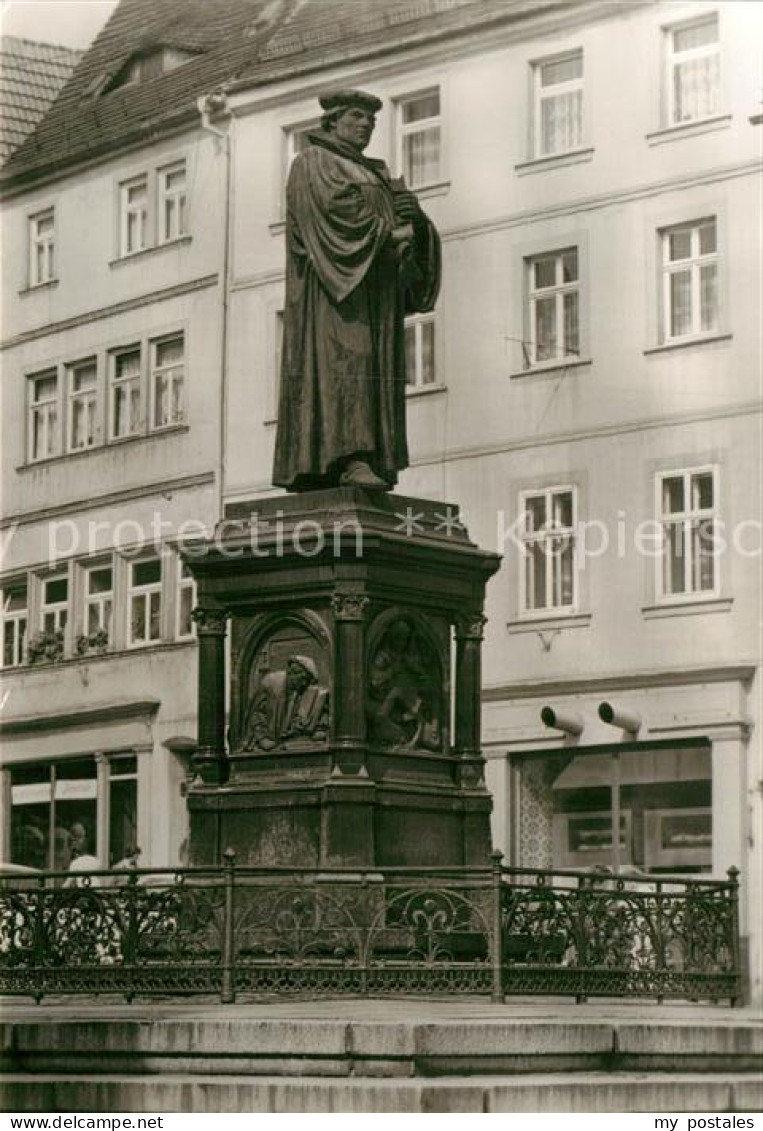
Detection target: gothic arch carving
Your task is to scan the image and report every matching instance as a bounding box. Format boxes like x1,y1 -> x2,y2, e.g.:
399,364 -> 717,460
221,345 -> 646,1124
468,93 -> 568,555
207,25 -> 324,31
231,610 -> 331,752
365,607 -> 449,753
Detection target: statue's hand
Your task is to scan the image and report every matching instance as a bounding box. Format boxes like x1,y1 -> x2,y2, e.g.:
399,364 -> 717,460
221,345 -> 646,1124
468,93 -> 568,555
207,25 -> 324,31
391,223 -> 414,246
393,190 -> 423,223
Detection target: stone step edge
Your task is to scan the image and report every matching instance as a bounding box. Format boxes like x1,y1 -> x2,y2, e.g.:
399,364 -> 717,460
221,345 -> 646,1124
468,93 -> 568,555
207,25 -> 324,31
3,1052 -> 762,1079
1,1072 -> 761,1114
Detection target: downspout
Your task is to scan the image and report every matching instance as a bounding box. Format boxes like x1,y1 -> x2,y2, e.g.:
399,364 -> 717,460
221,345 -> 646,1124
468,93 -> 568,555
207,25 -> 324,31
197,91 -> 233,522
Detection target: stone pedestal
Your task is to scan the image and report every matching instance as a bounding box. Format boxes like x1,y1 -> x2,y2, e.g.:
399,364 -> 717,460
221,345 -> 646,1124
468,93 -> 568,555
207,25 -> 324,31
184,488 -> 501,868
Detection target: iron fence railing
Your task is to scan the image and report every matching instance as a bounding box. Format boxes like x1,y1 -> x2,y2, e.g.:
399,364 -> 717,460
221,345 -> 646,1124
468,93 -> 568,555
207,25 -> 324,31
0,853 -> 741,1004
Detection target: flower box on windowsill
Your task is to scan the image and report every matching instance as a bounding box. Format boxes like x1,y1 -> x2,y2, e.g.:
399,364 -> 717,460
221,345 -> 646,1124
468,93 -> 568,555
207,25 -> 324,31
26,630 -> 65,666
76,630 -> 109,657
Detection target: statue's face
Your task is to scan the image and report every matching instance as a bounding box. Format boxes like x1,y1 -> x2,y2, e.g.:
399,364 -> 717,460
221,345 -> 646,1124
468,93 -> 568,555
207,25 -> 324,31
332,105 -> 375,151
286,661 -> 311,693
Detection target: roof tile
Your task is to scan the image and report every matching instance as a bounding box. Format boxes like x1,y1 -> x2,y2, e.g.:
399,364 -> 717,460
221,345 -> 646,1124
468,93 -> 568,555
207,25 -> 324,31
1,0 -> 573,186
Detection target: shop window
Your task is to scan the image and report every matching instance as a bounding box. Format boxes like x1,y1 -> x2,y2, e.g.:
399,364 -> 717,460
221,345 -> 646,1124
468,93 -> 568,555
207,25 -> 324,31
515,742 -> 712,874
10,754 -> 138,871
109,754 -> 138,865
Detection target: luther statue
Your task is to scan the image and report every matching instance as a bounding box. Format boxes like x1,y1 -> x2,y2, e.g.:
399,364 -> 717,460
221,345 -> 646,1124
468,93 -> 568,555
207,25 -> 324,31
272,89 -> 441,492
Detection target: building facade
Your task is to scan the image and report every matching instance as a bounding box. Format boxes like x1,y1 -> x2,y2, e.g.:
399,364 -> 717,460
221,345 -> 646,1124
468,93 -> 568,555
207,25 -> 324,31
1,0 -> 760,999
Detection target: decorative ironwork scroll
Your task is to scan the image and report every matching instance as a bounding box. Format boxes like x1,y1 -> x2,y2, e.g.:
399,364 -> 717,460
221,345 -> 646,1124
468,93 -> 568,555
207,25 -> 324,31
0,862 -> 740,1005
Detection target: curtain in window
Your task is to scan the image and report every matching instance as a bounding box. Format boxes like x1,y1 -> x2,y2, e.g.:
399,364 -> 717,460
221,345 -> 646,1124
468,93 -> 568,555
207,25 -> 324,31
700,264 -> 718,331
403,127 -> 440,187
669,271 -> 692,337
674,55 -> 719,122
420,320 -> 435,384
541,90 -> 582,155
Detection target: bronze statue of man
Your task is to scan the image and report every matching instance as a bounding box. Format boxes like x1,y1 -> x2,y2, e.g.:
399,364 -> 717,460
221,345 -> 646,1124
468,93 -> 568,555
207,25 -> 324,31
273,89 -> 441,492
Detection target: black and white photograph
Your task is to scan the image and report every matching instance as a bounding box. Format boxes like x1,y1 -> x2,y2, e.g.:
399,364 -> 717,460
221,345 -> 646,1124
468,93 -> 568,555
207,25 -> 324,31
0,0 -> 761,1118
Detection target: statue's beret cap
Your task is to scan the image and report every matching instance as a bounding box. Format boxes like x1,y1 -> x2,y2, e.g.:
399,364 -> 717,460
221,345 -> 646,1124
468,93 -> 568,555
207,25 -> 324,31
318,88 -> 383,114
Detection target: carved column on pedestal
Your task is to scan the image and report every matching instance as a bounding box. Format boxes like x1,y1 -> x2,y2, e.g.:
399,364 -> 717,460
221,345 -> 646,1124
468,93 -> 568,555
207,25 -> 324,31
192,605 -> 229,785
331,589 -> 369,774
455,611 -> 487,760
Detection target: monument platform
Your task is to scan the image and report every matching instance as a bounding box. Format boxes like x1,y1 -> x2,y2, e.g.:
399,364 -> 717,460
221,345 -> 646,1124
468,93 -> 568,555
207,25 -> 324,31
1,998 -> 760,1112
184,488 -> 501,868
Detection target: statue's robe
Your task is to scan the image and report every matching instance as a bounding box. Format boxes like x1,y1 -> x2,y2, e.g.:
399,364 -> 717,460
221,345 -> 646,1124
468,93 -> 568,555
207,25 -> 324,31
273,131 -> 440,490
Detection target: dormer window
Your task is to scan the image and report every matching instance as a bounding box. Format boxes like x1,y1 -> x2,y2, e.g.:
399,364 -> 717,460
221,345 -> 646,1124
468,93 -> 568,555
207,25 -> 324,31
106,46 -> 199,93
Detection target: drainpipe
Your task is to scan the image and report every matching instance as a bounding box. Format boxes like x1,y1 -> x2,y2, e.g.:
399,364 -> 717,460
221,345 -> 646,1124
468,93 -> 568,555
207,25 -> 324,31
197,91 -> 233,522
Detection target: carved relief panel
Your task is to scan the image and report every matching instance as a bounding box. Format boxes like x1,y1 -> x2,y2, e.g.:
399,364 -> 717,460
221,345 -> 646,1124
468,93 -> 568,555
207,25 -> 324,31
231,614 -> 331,753
365,611 -> 449,753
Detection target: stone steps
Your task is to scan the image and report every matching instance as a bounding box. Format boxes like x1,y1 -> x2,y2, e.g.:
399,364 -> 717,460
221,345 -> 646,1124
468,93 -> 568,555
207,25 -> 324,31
2,1016 -> 761,1077
1,1006 -> 760,1112
1,1072 -> 761,1113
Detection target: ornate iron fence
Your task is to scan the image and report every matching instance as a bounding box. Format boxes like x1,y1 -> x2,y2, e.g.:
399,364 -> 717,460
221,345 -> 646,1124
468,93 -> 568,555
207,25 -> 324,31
0,854 -> 741,1004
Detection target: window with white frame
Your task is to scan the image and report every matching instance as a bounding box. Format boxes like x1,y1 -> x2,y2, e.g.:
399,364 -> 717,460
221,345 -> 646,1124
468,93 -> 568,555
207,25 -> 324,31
119,176 -> 148,256
658,469 -> 717,599
29,209 -> 55,286
28,370 -> 60,461
533,51 -> 584,157
84,563 -> 113,639
1,583 -> 27,667
150,335 -> 184,429
404,314 -> 436,388
520,487 -> 577,613
396,89 -> 441,189
661,218 -> 718,341
176,559 -> 196,639
110,347 -> 142,439
41,574 -> 68,634
128,558 -> 162,646
666,14 -> 719,126
526,248 -> 579,365
66,360 -> 98,452
158,162 -> 187,243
